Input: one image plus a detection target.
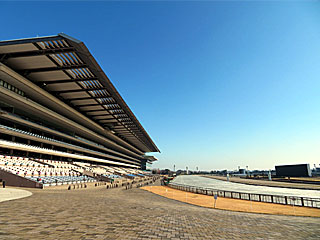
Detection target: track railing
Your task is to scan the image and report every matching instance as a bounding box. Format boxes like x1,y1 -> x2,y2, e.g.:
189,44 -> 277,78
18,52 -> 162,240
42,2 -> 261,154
168,182 -> 320,209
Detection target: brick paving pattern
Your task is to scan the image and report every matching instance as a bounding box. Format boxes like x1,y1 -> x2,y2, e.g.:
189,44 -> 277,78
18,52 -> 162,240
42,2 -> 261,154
0,182 -> 320,239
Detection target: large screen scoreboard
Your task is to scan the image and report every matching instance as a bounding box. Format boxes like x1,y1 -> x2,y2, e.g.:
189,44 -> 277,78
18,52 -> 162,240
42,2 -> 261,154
275,164 -> 311,177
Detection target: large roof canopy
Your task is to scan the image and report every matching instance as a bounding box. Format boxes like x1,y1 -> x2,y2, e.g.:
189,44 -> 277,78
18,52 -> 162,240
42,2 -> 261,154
0,33 -> 159,153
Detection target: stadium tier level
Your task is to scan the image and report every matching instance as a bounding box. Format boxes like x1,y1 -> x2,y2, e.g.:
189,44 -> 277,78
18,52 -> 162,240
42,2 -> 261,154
0,34 -> 159,187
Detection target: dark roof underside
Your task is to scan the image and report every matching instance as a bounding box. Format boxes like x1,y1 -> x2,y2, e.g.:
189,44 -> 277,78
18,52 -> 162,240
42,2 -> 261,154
0,33 -> 159,153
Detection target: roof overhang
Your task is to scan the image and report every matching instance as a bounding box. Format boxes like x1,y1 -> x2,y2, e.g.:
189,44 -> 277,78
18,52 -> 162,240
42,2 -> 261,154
143,155 -> 158,163
0,33 -> 159,153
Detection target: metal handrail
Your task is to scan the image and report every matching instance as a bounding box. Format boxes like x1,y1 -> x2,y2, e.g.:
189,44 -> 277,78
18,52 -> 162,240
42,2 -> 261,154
168,182 -> 320,208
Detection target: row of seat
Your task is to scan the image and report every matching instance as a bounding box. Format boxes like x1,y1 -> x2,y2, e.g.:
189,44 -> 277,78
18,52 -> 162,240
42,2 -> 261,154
0,157 -> 47,168
38,159 -> 82,169
26,175 -> 96,185
0,154 -> 151,185
0,165 -> 80,177
0,155 -> 83,178
0,124 -> 111,157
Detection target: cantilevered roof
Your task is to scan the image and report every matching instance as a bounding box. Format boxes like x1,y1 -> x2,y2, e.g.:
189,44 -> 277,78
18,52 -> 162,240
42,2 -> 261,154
144,155 -> 158,163
0,33 -> 159,153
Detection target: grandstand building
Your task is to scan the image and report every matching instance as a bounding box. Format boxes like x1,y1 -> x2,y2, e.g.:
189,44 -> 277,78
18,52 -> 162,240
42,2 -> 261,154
0,33 -> 159,171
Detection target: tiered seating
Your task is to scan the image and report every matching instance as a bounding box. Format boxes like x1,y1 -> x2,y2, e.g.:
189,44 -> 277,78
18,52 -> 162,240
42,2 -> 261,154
0,155 -> 50,177
107,166 -> 148,179
99,166 -> 122,178
0,124 -> 108,157
90,166 -> 118,177
132,170 -> 147,177
0,154 -> 151,188
104,174 -> 121,179
38,159 -> 82,170
74,162 -> 90,168
112,167 -> 127,175
0,139 -> 138,169
0,155 -> 96,186
72,163 -> 123,179
26,175 -> 95,186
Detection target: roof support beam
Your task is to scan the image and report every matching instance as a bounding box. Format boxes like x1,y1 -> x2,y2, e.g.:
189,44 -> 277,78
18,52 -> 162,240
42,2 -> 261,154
102,107 -> 122,111
97,118 -> 116,122
75,103 -> 102,107
99,119 -> 118,123
42,77 -> 99,85
81,109 -> 106,113
20,64 -> 87,75
115,130 -> 132,133
50,87 -> 109,94
119,134 -> 136,137
90,114 -> 113,117
0,47 -> 75,60
75,103 -> 121,110
66,96 -> 114,101
118,119 -> 133,122
0,36 -> 63,46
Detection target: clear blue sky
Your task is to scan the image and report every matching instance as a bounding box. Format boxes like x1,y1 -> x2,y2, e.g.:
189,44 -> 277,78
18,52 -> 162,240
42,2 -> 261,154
1,1 -> 320,171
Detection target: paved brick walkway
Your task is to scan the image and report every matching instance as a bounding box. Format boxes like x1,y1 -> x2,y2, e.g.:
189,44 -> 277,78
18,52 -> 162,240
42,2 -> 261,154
0,183 -> 319,239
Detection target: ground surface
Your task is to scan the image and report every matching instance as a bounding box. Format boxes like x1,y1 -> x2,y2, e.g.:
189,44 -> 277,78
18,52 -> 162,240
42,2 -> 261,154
0,188 -> 32,203
142,186 -> 320,217
205,175 -> 320,190
0,183 -> 320,240
172,175 -> 320,199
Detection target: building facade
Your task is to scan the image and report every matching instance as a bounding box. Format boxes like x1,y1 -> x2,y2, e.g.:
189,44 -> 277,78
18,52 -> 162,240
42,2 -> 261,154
0,34 -> 159,169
